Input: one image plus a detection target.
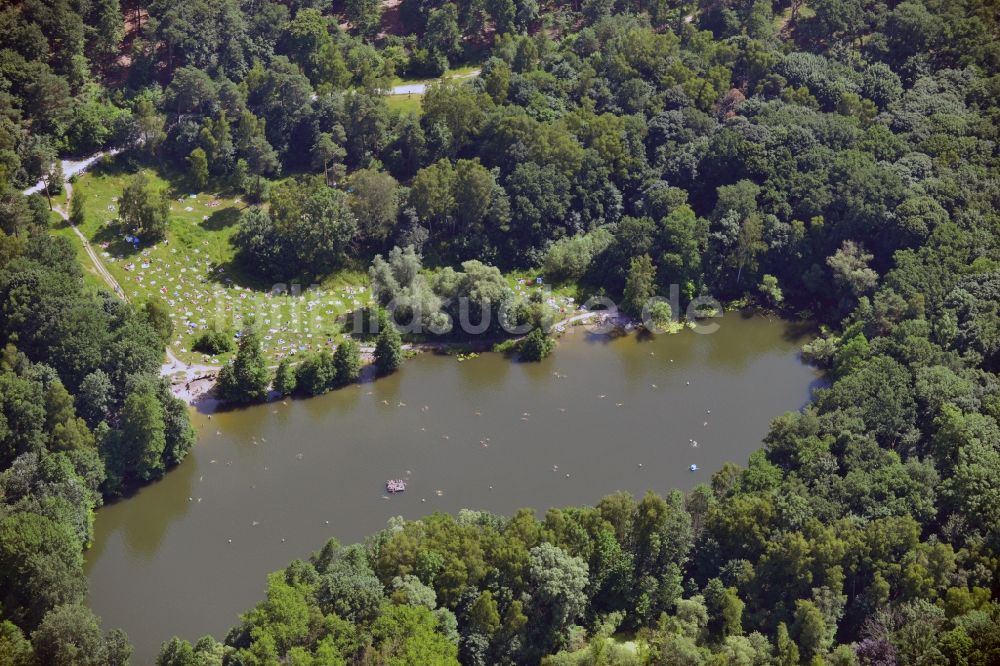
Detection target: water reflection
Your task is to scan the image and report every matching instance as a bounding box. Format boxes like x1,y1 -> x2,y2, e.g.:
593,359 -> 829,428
88,451 -> 197,562
86,313 -> 819,664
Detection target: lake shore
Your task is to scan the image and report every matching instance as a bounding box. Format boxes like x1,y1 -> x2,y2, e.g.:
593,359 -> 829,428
88,311 -> 820,664
162,310 -> 625,407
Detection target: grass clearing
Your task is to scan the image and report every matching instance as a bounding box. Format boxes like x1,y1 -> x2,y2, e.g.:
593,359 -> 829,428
64,161 -> 372,367
385,93 -> 423,115
506,269 -> 582,308
49,202 -> 108,294
443,64 -> 481,78
56,158 -> 583,367
387,62 -> 482,88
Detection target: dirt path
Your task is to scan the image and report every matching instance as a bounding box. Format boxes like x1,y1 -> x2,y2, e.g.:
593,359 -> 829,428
53,181 -> 129,302
25,154 -> 207,392
161,348 -> 220,378
161,347 -> 220,404
47,178 -> 201,398
553,311 -> 598,330
23,150 -> 120,196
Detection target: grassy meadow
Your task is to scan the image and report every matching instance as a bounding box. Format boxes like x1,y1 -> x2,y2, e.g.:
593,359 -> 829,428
63,162 -> 372,367
385,93 -> 423,115
56,155 -> 581,368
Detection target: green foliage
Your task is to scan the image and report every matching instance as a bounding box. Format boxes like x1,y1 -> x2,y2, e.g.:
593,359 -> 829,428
272,359 -> 297,397
775,622 -> 799,666
646,301 -> 677,334
527,542 -> 589,653
10,1 -> 1000,663
389,574 -> 437,609
482,57 -> 511,103
0,512 -> 84,629
345,0 -> 384,38
468,590 -> 501,635
234,178 -> 358,280
758,274 -> 783,307
0,620 -> 34,666
156,635 -> 224,666
793,599 -> 830,660
30,604 -> 129,666
543,228 -> 613,283
704,578 -> 744,640
142,298 -> 173,347
69,188 -> 86,228
76,370 -> 112,427
348,169 -> 399,249
215,320 -> 271,403
622,254 -> 657,318
296,350 -> 337,396
828,240 -> 878,305
187,148 -> 209,189
191,324 -> 235,356
520,328 -> 554,362
332,338 -> 362,386
117,383 -> 166,482
370,604 -> 459,665
374,315 -> 404,375
409,47 -> 448,78
424,4 -> 462,61
119,173 -> 170,242
235,111 -> 279,201
422,82 -> 487,155
281,9 -> 345,87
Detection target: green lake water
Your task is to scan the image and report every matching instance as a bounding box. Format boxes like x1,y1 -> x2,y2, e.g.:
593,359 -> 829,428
85,312 -> 820,664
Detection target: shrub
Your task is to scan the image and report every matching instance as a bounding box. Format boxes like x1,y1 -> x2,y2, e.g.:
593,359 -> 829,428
192,326 -> 235,355
520,328 -> 555,361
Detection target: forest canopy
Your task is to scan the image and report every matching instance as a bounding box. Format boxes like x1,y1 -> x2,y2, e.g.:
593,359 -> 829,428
1,0 -> 999,663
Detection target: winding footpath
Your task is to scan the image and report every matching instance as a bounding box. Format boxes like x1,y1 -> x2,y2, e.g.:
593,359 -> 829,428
52,181 -> 129,302
24,160 -> 196,386
23,152 -> 123,302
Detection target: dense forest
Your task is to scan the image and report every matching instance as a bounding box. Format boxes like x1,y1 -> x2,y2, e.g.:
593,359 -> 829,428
1,0 -> 1000,663
0,230 -> 195,664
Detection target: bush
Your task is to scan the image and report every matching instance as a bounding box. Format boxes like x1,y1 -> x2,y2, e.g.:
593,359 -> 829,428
374,312 -> 404,375
215,320 -> 271,403
273,359 -> 297,396
758,274 -> 783,307
646,301 -> 681,334
296,352 -> 337,396
520,328 -> 555,362
192,326 -> 235,355
409,48 -> 448,78
333,338 -> 362,386
543,228 -> 613,283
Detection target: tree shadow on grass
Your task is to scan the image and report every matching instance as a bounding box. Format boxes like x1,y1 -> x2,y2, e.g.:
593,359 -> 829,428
86,155 -> 134,179
91,222 -> 143,258
204,256 -> 282,292
51,213 -> 72,232
200,207 -> 241,231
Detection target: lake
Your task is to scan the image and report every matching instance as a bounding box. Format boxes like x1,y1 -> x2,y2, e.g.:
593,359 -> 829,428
85,312 -> 820,663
